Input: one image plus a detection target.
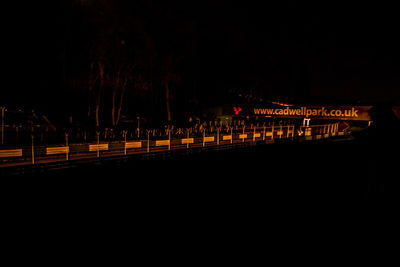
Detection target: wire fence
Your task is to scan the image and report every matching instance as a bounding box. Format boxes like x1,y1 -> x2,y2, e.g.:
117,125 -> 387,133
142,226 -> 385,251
0,123 -> 343,168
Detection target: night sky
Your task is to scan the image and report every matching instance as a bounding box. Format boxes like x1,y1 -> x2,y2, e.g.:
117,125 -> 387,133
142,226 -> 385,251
3,0 -> 400,123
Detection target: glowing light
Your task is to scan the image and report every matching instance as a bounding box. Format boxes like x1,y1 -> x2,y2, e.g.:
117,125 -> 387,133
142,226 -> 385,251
233,107 -> 242,115
271,101 -> 292,107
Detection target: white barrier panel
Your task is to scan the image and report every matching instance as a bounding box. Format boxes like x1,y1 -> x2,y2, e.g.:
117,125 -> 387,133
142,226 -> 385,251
0,149 -> 23,158
265,131 -> 273,137
254,133 -> 261,138
277,130 -> 283,137
46,146 -> 69,155
204,136 -> 215,142
125,141 -> 142,149
89,144 -> 109,152
316,135 -> 322,140
181,138 -> 194,144
239,134 -> 247,139
324,134 -> 330,138
156,140 -> 170,147
222,135 -> 232,141
338,132 -> 345,136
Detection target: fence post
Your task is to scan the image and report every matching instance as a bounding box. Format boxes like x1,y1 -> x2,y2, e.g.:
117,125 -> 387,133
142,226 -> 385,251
203,129 -> 205,147
230,127 -> 233,144
263,126 -> 266,141
186,129 -> 190,149
168,130 -> 171,151
65,133 -> 69,161
31,134 -> 35,165
292,125 -> 295,140
253,127 -> 256,142
147,130 -> 150,153
271,124 -> 274,141
124,131 -> 127,155
242,126 -> 245,143
217,127 -> 220,145
137,116 -> 140,138
1,107 -> 4,145
96,131 -> 100,158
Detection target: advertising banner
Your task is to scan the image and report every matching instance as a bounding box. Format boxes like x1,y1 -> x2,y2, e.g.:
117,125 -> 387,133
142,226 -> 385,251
231,105 -> 373,121
253,105 -> 373,121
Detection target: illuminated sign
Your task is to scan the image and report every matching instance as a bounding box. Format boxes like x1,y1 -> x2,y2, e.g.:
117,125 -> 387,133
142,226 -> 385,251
252,106 -> 373,121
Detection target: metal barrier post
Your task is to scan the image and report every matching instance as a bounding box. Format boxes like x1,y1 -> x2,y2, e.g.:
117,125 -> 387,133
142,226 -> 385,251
124,131 -> 127,155
292,125 -> 295,139
186,130 -> 190,149
271,125 -> 274,141
65,133 -> 69,161
96,131 -> 100,158
168,130 -> 171,151
230,127 -> 233,144
31,134 -> 35,165
1,107 -> 4,145
147,131 -> 150,153
137,116 -> 140,138
263,126 -> 266,141
203,129 -> 205,147
216,127 -> 219,145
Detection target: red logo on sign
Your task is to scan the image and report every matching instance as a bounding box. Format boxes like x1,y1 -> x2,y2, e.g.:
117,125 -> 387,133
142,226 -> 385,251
233,107 -> 242,115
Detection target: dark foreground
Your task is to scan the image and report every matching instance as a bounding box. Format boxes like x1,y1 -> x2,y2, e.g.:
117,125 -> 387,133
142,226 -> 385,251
3,136 -> 385,207
3,134 -> 399,250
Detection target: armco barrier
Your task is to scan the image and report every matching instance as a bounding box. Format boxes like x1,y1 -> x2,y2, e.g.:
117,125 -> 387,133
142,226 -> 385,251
46,146 -> 69,155
203,136 -> 214,142
239,134 -> 247,139
125,141 -> 142,149
222,135 -> 232,141
89,144 -> 109,152
0,149 -> 22,158
156,140 -> 170,151
181,138 -> 194,144
1,123 -> 347,167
